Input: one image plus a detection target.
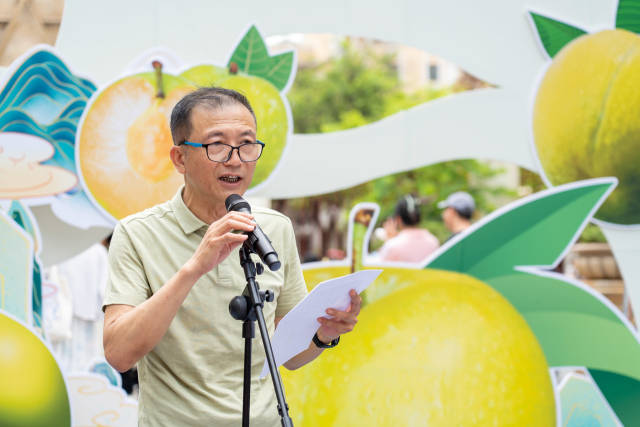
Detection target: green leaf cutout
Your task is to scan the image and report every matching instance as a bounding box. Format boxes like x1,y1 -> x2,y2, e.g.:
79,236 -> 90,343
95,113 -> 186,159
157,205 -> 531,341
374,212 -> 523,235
530,12 -> 587,58
427,178 -> 640,421
32,258 -> 42,331
9,201 -> 38,246
616,0 -> 640,33
486,272 -> 640,382
228,25 -> 294,91
589,369 -> 640,426
428,179 -> 613,277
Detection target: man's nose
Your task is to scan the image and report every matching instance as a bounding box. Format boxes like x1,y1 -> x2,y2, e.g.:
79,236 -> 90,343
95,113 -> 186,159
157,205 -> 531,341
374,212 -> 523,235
224,147 -> 243,165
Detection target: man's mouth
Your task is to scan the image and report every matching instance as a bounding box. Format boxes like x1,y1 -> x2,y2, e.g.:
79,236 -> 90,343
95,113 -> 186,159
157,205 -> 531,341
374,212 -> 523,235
219,175 -> 241,183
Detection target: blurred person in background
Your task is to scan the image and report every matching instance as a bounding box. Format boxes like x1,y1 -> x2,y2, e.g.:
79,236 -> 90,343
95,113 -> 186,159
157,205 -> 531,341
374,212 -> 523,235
438,191 -> 475,242
379,195 -> 440,263
43,233 -> 112,373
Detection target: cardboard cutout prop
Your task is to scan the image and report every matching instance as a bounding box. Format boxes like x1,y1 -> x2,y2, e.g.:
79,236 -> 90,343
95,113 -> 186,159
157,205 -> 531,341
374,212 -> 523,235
558,372 -> 620,426
0,0 -> 638,425
530,5 -> 640,226
289,179 -> 640,425
0,311 -> 71,426
76,26 -> 295,221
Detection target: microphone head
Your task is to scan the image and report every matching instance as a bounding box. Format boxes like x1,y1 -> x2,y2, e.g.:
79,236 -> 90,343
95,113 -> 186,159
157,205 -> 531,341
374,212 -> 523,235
225,194 -> 251,213
264,253 -> 281,271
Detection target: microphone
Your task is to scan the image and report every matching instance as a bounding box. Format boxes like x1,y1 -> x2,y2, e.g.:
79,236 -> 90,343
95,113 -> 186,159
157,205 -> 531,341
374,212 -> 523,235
225,194 -> 281,271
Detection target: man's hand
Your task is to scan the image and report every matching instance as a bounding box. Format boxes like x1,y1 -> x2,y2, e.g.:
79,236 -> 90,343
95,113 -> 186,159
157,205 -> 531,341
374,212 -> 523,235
280,289 -> 362,370
187,211 -> 255,277
316,289 -> 362,343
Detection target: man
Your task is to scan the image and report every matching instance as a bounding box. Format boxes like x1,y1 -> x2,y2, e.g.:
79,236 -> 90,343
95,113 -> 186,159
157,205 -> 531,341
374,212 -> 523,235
438,191 -> 475,241
378,195 -> 439,263
103,87 -> 361,426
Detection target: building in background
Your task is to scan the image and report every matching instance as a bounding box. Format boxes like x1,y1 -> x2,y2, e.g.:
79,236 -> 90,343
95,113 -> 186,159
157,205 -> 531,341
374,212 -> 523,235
267,33 -> 463,91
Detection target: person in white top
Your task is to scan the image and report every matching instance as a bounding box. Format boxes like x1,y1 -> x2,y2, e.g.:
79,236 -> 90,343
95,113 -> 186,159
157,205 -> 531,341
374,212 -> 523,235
43,234 -> 111,372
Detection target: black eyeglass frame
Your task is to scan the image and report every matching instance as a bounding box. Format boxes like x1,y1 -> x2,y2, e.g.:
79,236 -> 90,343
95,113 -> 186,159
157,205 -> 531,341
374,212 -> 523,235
180,140 -> 265,163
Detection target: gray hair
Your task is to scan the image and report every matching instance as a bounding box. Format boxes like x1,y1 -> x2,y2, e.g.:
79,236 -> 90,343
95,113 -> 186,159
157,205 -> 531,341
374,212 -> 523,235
169,87 -> 256,145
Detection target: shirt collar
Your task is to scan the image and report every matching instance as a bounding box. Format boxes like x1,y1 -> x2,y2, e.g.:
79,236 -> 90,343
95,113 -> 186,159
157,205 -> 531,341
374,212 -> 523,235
171,186 -> 208,235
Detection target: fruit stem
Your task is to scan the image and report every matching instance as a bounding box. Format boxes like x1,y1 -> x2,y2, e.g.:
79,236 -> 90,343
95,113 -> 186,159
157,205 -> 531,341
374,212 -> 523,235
229,62 -> 239,75
152,60 -> 165,99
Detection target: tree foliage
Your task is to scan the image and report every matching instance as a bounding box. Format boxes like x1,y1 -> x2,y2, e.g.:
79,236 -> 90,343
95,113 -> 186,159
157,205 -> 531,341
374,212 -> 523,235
279,39 -> 518,255
288,40 -> 453,133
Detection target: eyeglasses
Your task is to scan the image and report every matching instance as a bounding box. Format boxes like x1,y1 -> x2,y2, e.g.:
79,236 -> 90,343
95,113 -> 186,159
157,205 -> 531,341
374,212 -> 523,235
180,140 -> 265,163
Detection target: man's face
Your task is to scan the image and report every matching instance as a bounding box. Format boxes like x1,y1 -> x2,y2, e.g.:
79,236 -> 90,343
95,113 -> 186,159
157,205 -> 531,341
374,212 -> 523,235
442,207 -> 456,231
176,103 -> 258,206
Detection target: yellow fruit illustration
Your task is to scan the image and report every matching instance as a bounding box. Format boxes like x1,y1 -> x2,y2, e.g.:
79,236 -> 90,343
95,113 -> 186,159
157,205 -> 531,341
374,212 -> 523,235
284,267 -> 555,426
533,29 -> 640,225
0,314 -> 70,426
79,60 -> 290,220
178,64 -> 229,86
125,102 -> 175,182
78,67 -> 195,220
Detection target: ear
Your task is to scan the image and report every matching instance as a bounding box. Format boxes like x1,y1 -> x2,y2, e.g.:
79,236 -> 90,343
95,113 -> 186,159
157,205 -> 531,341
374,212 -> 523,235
170,145 -> 186,175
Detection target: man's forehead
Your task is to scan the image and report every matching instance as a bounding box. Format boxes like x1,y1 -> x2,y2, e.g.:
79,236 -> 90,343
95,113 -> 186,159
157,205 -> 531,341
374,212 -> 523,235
190,104 -> 256,133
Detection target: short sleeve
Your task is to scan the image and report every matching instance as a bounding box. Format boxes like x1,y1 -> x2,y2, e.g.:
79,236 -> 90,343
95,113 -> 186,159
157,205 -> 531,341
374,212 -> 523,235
275,218 -> 307,318
102,222 -> 151,310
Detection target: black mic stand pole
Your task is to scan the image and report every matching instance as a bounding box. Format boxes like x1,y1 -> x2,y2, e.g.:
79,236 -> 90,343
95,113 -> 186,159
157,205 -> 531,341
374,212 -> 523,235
229,245 -> 294,427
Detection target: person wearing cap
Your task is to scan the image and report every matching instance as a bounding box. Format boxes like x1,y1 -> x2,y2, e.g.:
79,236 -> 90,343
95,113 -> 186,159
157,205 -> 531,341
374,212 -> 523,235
378,195 -> 440,263
438,191 -> 475,241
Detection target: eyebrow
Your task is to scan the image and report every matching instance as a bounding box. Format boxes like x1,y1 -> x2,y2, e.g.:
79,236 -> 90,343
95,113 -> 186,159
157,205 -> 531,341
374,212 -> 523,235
203,129 -> 256,139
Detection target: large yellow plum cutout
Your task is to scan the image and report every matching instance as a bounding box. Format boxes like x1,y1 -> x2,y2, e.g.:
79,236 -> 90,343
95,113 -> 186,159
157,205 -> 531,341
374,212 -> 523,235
533,29 -> 640,225
283,267 -> 556,426
0,313 -> 71,426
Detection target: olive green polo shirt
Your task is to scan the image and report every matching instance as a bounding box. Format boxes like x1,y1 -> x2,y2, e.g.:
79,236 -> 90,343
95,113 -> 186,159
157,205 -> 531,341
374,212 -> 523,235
103,188 -> 307,426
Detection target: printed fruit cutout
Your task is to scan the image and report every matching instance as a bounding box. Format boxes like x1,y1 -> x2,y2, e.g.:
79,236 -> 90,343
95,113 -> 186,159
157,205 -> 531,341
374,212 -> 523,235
0,313 -> 71,426
125,61 -> 180,183
287,181 -> 640,424
77,26 -> 294,220
531,10 -> 640,225
177,64 -> 229,86
77,61 -> 193,220
283,268 -> 555,426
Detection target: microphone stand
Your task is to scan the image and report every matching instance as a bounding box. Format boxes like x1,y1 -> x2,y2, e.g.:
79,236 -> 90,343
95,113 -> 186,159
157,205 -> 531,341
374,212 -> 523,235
229,245 -> 294,427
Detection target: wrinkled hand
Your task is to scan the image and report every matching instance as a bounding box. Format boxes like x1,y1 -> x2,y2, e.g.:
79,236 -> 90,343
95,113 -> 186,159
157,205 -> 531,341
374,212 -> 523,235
316,289 -> 362,343
187,211 -> 254,277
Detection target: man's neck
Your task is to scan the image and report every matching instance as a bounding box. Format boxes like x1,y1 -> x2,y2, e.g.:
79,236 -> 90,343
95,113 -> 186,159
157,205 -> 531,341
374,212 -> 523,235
451,219 -> 471,234
181,186 -> 227,224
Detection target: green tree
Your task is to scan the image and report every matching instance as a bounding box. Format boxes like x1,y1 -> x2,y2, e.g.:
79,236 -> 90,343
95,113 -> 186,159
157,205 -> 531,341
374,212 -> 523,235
288,40 -> 453,133
354,160 -> 514,244
278,38 -> 514,257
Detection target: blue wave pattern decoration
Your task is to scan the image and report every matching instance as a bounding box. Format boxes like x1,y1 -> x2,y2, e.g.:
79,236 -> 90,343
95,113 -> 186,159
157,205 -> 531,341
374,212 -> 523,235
0,48 -> 96,174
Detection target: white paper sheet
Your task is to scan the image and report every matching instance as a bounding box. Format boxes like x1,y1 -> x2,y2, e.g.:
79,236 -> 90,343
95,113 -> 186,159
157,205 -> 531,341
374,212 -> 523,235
260,269 -> 382,378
